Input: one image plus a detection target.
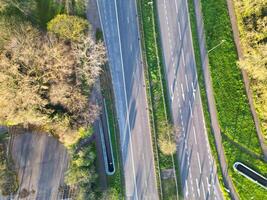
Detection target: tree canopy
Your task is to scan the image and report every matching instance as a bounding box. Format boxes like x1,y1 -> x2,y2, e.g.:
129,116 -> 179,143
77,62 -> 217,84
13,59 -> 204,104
48,14 -> 90,41
0,5 -> 106,144
234,0 -> 267,137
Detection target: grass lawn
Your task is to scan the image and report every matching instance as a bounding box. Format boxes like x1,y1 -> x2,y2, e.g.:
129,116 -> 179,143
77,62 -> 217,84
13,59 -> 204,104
199,0 -> 267,199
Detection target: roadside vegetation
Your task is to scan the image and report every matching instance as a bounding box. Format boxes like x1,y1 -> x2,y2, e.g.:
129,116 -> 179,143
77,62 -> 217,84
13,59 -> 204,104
65,128 -> 99,199
199,0 -> 267,199
138,0 -> 180,199
233,0 -> 267,142
0,0 -> 108,199
0,131 -> 18,196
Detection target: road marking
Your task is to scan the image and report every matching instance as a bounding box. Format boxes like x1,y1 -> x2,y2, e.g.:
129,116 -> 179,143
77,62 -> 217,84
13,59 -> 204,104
197,152 -> 202,174
191,82 -> 195,99
189,100 -> 193,118
193,126 -> 197,144
185,179 -> 189,197
113,0 -> 139,198
174,0 -> 178,13
127,16 -> 130,24
182,48 -> 185,67
196,179 -> 200,196
178,21 -> 181,40
185,74 -> 189,92
206,177 -> 211,195
202,181 -> 206,199
142,153 -> 148,189
181,83 -> 185,101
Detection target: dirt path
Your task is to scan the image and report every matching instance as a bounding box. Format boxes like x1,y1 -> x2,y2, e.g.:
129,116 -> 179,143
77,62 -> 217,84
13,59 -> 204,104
192,0 -> 239,199
225,0 -> 267,162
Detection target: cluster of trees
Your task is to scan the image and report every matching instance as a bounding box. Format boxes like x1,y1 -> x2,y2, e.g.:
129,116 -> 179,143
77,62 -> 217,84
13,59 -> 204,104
234,0 -> 267,137
0,0 -> 106,145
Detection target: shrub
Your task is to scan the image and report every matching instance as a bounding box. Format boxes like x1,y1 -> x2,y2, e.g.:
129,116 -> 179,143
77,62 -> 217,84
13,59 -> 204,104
47,14 -> 89,41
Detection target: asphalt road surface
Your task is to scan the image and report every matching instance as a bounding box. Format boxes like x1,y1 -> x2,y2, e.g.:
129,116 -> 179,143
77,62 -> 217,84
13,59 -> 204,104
97,0 -> 158,199
156,0 -> 224,199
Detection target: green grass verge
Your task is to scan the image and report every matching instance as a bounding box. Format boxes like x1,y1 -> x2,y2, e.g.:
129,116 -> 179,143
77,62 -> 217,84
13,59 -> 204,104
199,0 -> 267,199
201,0 -> 261,155
137,0 -> 182,199
100,65 -> 124,199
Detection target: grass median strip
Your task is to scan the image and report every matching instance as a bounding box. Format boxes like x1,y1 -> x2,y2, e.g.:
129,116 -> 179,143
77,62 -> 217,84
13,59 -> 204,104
199,0 -> 267,199
137,0 -> 181,199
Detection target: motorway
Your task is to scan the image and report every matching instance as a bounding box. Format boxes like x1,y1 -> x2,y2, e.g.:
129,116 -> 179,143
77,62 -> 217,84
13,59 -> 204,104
156,0 -> 224,199
97,0 -> 159,199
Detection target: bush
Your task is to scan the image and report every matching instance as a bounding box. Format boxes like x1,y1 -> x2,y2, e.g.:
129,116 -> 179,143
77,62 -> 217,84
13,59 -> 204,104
47,14 -> 89,41
65,144 -> 98,199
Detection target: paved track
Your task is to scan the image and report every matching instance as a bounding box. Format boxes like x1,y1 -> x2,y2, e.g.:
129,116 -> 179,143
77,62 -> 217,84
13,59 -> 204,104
97,0 -> 158,199
156,0 -> 224,199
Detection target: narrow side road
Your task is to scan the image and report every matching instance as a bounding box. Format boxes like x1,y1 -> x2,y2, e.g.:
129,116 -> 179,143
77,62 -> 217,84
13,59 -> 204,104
192,0 -> 239,199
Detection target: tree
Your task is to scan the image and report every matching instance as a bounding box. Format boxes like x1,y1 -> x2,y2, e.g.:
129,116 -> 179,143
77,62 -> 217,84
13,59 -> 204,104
158,124 -> 180,155
234,0 -> 267,136
47,14 -> 90,41
0,22 -> 105,144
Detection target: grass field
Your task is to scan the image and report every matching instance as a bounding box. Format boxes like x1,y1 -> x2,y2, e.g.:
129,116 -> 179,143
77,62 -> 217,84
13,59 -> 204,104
199,0 -> 267,199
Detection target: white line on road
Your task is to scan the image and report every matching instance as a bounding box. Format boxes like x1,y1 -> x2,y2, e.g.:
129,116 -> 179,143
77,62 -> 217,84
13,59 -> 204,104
197,152 -> 202,174
182,48 -> 185,67
193,126 -> 197,145
189,100 -> 193,118
181,83 -> 185,101
185,179 -> 189,198
178,21 -> 181,40
175,0 -> 178,14
142,153 -> 148,189
191,82 -> 195,99
196,179 -> 200,196
185,74 -> 189,92
202,181 -> 206,200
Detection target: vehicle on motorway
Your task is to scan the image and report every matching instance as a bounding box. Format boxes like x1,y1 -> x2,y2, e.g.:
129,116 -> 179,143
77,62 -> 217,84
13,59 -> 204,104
233,162 -> 267,189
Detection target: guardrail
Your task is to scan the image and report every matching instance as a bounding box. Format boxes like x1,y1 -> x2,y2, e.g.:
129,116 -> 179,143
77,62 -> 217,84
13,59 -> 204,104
233,162 -> 267,189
